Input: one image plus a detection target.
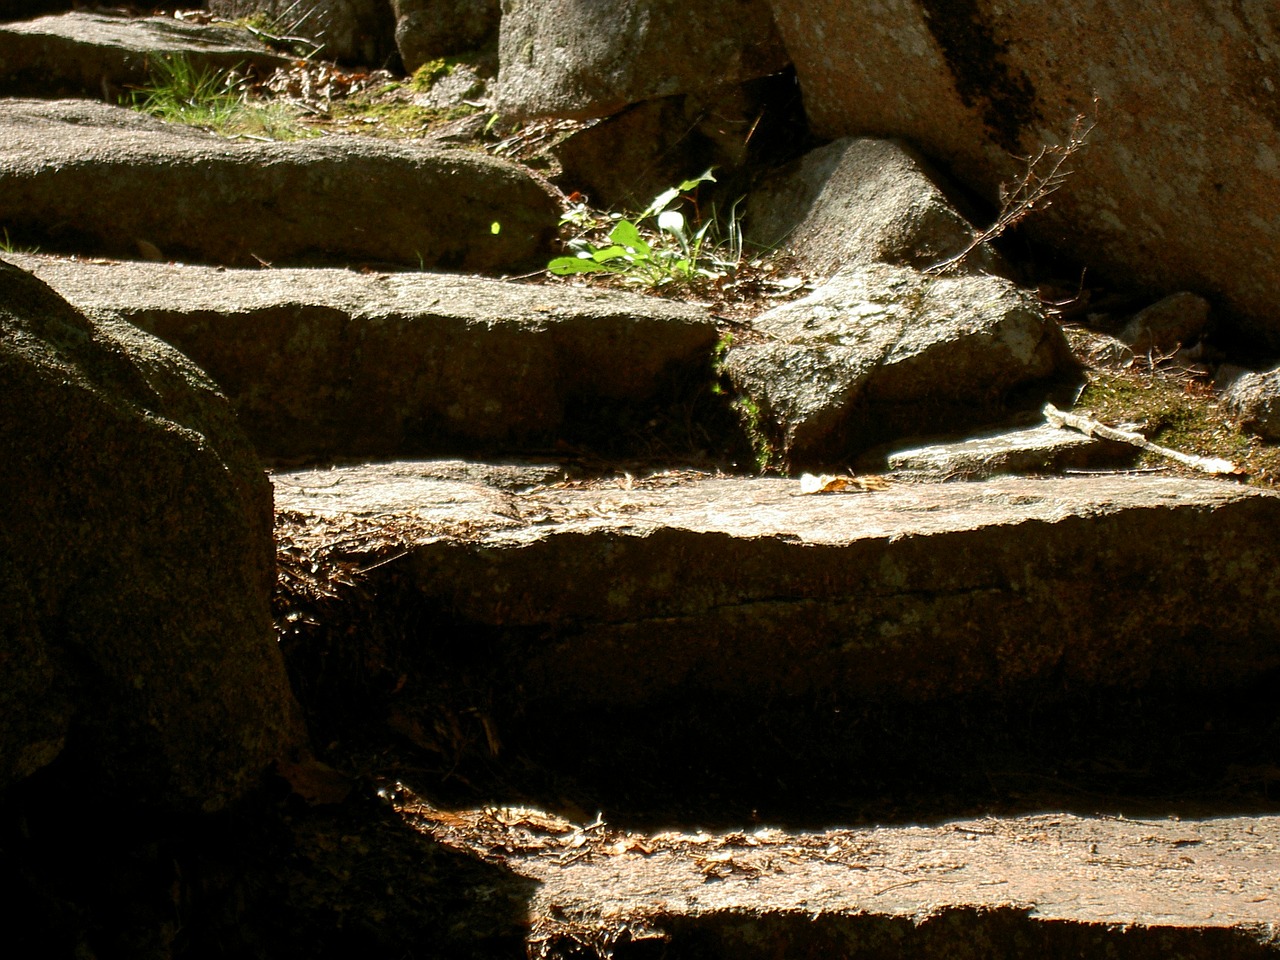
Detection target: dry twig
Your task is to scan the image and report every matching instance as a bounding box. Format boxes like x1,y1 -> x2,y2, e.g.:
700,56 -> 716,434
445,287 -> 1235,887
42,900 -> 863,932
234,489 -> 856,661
929,105 -> 1097,274
1043,403 -> 1239,476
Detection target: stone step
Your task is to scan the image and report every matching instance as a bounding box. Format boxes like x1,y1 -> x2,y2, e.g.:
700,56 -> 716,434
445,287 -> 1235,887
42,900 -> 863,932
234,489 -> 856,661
393,797 -> 1280,959
0,10 -> 290,99
273,462 -> 1280,815
11,254 -> 720,464
0,98 -> 559,271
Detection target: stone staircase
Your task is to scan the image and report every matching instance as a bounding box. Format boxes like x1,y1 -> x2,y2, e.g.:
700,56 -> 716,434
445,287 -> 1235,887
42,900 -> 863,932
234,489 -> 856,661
3,10 -> 1279,959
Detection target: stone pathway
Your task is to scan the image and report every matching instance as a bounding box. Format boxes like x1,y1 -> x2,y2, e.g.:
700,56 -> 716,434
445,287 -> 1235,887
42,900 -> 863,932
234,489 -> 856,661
3,9 -> 1278,958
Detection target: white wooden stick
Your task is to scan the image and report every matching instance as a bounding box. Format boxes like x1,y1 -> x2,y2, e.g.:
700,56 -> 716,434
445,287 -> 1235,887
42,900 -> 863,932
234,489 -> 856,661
1043,403 -> 1238,476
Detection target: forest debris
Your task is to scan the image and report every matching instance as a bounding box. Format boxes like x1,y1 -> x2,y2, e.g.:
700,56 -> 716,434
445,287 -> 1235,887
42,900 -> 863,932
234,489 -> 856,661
798,473 -> 891,494
1043,403 -> 1239,476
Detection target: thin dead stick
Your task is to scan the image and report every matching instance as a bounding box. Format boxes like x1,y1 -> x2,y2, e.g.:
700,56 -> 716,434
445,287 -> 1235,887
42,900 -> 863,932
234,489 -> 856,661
928,106 -> 1097,275
1043,403 -> 1238,476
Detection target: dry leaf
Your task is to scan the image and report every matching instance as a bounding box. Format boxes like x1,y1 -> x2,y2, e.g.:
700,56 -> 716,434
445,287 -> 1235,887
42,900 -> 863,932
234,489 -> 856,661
798,473 -> 890,494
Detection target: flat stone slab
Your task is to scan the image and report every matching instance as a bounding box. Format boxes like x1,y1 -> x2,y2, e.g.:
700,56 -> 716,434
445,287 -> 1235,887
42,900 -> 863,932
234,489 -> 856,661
396,798 -> 1280,958
12,255 -> 717,462
275,466 -> 1280,704
0,99 -> 559,271
886,421 -> 1134,478
0,11 -> 290,98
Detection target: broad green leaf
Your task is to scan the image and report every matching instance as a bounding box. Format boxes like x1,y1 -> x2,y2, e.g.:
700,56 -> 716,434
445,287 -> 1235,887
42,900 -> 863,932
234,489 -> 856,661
641,168 -> 717,219
609,220 -> 650,256
548,256 -> 611,275
591,244 -> 631,263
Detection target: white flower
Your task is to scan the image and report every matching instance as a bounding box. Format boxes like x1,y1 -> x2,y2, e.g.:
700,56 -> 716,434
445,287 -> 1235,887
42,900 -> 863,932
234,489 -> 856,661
657,210 -> 685,236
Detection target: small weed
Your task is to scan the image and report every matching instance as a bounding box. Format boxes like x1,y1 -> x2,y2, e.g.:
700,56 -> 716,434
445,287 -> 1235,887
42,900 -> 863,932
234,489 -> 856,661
731,394 -> 778,472
0,229 -> 38,255
548,171 -> 746,288
129,54 -> 313,140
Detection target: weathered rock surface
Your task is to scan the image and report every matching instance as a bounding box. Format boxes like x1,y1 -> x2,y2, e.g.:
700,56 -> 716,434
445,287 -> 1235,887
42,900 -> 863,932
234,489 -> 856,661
0,11 -> 290,98
504,811 -> 1280,958
765,1 -> 1280,349
392,0 -> 500,74
208,0 -> 398,66
747,137 -> 1003,277
552,74 -> 802,210
1219,364 -> 1280,441
724,262 -> 1073,467
13,254 -> 719,462
496,0 -> 789,120
885,420 -> 1133,479
0,98 -> 559,271
276,465 -> 1280,707
0,258 -> 304,811
1120,291 -> 1212,356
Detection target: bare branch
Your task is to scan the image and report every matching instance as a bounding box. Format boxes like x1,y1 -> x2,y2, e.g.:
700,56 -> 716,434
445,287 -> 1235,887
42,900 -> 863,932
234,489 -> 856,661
1043,403 -> 1239,476
928,104 -> 1097,275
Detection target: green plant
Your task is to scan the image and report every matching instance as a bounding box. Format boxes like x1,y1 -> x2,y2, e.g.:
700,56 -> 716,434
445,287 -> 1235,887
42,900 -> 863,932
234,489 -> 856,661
732,394 -> 777,473
0,229 -> 38,255
410,58 -> 458,92
548,171 -> 745,287
129,54 -> 312,140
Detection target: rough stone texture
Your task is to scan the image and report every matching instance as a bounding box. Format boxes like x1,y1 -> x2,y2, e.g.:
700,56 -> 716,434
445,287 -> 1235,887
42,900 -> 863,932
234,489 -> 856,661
885,421 -> 1133,479
723,262 -> 1073,467
276,465 -> 1280,706
208,0 -> 398,66
392,0 -> 500,74
496,0 -> 790,121
13,255 -> 719,463
0,11 -> 290,98
553,77 -> 795,210
0,98 -> 559,272
765,1 -> 1280,349
747,137 -> 1004,277
1120,291 -> 1212,356
1219,364 -> 1280,441
0,258 -> 304,811
507,812 -> 1280,958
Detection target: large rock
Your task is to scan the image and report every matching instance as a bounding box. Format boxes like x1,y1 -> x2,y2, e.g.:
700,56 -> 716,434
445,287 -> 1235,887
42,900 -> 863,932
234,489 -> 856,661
208,0 -> 398,66
747,137 -> 1004,277
1219,364 -> 1280,441
392,0 -> 500,74
0,98 -> 559,272
12,255 -> 719,463
0,11 -> 290,98
552,75 -> 797,210
276,466 -> 1280,707
766,1 -> 1280,349
0,258 -> 304,811
723,262 -> 1072,467
496,0 -> 789,120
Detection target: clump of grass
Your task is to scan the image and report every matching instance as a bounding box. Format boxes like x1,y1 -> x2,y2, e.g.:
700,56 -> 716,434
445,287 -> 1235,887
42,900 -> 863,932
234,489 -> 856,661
0,229 -> 38,255
130,54 -> 313,140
